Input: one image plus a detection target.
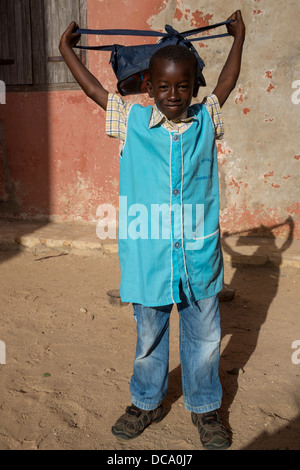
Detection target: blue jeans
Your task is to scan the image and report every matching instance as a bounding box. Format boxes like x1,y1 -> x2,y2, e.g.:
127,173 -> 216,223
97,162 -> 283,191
130,288 -> 222,413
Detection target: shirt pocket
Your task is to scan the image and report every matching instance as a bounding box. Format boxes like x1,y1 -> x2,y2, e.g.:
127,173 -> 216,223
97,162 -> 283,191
185,227 -> 221,275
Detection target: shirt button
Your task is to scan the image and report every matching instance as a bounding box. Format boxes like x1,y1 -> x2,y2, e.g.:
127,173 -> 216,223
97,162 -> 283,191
174,241 -> 181,249
172,189 -> 179,196
172,133 -> 180,142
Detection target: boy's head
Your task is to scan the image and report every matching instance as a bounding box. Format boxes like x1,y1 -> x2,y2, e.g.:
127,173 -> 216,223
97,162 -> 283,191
147,45 -> 201,121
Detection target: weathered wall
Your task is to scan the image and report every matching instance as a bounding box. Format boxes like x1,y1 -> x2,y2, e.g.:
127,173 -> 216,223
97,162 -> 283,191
0,0 -> 299,239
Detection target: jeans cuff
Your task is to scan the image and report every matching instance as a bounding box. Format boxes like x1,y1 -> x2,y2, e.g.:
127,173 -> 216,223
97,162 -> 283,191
131,396 -> 163,411
184,400 -> 221,414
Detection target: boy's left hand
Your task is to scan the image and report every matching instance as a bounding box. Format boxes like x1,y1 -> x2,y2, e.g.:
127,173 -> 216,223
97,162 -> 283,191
212,10 -> 245,107
226,10 -> 245,41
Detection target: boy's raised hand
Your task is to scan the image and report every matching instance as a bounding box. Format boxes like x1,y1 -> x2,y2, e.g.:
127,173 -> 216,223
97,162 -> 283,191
226,10 -> 245,41
212,10 -> 245,107
59,21 -> 108,109
60,22 -> 81,51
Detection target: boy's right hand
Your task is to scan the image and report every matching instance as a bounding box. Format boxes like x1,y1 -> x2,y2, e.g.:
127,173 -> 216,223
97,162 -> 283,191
59,21 -> 81,52
58,21 -> 109,110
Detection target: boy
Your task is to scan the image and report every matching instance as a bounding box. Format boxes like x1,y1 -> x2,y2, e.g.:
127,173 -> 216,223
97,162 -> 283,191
60,10 -> 245,450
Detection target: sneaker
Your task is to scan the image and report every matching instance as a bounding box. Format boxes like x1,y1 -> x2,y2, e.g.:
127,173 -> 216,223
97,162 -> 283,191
191,410 -> 231,450
111,404 -> 165,440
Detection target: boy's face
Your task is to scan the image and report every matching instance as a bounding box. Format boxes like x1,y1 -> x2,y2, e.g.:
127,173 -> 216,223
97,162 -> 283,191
147,58 -> 198,121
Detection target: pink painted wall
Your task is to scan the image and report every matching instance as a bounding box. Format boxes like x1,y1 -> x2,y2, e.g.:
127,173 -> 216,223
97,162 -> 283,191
0,0 -> 299,240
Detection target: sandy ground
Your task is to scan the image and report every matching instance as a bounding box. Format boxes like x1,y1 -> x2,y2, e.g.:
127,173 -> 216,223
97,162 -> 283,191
0,247 -> 299,451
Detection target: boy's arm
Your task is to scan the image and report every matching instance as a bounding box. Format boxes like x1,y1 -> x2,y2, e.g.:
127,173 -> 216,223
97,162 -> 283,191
212,10 -> 246,107
59,22 -> 108,109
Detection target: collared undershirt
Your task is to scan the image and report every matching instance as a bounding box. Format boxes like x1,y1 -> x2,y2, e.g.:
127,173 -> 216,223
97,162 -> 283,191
106,93 -> 224,142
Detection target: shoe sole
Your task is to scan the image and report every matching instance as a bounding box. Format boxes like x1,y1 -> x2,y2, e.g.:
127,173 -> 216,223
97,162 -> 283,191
203,440 -> 231,450
111,408 -> 165,440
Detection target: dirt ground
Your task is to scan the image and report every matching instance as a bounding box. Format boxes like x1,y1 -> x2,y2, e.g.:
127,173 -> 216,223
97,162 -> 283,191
0,247 -> 299,451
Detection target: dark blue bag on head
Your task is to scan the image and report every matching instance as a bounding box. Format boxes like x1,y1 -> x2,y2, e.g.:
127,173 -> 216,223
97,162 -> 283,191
75,20 -> 233,96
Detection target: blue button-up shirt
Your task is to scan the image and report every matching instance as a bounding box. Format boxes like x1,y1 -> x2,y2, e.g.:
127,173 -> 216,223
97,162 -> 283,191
106,95 -> 224,306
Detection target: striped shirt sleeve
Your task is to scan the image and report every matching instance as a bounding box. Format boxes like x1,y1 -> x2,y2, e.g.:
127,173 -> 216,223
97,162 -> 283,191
105,93 -> 132,142
202,94 -> 224,140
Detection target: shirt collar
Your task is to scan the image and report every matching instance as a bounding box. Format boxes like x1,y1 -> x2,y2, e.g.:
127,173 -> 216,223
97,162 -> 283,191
149,103 -> 196,129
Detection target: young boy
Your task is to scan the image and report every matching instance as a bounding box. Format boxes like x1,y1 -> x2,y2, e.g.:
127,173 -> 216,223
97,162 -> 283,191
60,10 -> 245,450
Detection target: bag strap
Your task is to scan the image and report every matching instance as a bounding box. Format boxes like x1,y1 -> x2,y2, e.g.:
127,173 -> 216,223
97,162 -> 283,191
75,19 -> 234,50
75,28 -> 166,37
180,19 -> 233,37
